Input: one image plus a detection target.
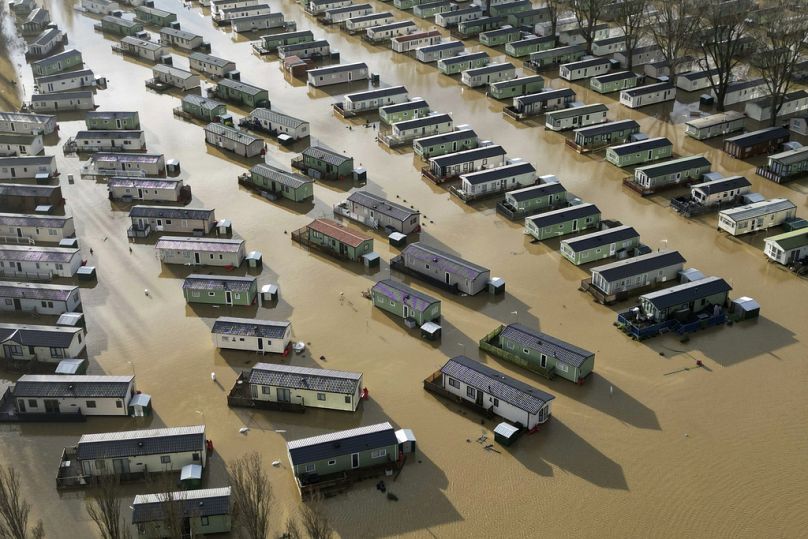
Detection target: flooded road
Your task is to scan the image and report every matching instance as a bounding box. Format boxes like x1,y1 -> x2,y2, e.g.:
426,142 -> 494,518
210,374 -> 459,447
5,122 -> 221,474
2,0 -> 808,537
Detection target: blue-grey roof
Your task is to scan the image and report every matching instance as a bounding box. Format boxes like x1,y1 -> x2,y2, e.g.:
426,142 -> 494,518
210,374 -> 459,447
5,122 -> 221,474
641,276 -> 731,311
440,51 -> 488,66
691,175 -> 751,196
183,94 -> 227,111
287,422 -> 397,465
609,137 -> 671,156
680,68 -> 720,81
129,206 -> 213,220
76,426 -> 205,460
636,156 -> 711,177
440,355 -> 555,413
13,375 -> 132,398
725,127 -> 789,148
546,103 -> 607,120
308,62 -> 367,75
0,281 -> 77,301
217,78 -> 267,96
563,57 -> 611,70
622,81 -> 674,97
251,163 -> 312,189
464,62 -> 514,76
211,317 -> 289,338
345,86 -> 407,102
380,99 -> 429,114
347,191 -> 419,222
418,40 -> 464,53
372,278 -> 439,312
431,145 -> 505,167
462,162 -> 535,185
0,324 -> 81,348
593,70 -> 639,84
248,363 -> 361,394
0,212 -> 71,228
302,145 -> 352,166
575,119 -> 639,137
593,35 -> 627,46
517,88 -> 576,104
182,274 -> 256,292
132,488 -> 231,523
509,35 -> 555,47
725,78 -> 765,92
527,203 -> 600,227
507,181 -> 565,202
592,250 -> 686,282
348,10 -> 393,22
491,75 -> 543,89
393,113 -> 452,131
500,324 -> 593,368
561,225 -> 639,253
415,129 -> 476,147
278,39 -> 330,53
402,242 -> 489,279
0,183 -> 58,197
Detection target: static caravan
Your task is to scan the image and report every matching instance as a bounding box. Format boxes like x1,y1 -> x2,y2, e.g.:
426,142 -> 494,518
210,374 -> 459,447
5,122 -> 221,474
606,137 -> 673,167
86,111 -> 139,130
244,363 -> 362,411
30,49 -> 83,77
0,112 -> 56,136
614,45 -> 663,69
159,28 -> 206,52
631,156 -> 711,193
0,213 -> 75,243
277,39 -> 331,60
560,225 -> 640,266
35,69 -> 96,94
26,28 -> 64,58
715,79 -> 767,106
494,323 -> 594,383
323,4 -> 373,24
559,57 -> 611,81
90,153 -> 166,175
675,68 -> 721,92
114,37 -> 167,62
572,119 -> 640,150
151,65 -> 200,91
479,26 -> 521,47
635,276 -> 731,324
215,79 -> 270,108
212,318 -> 291,354
457,161 -> 536,201
505,35 -> 555,58
344,12 -> 395,33
308,63 -> 369,87
620,82 -> 675,108
245,163 -> 314,202
757,146 -> 808,183
591,35 -> 626,57
12,375 -> 134,416
507,7 -> 551,27
204,123 -> 265,158
81,0 -> 120,15
745,91 -> 808,122
307,0 -> 351,15
189,53 -> 236,79
21,9 -> 51,36
180,95 -> 228,122
416,41 -> 465,63
490,0 -> 531,16
107,177 -> 185,203
788,116 -> 808,136
0,156 -> 57,180
231,13 -> 288,33
413,0 -> 452,18
132,488 -> 232,538
413,128 -> 478,158
0,133 -> 44,157
525,203 -> 601,241
456,16 -> 505,39
684,111 -> 746,140
689,175 -> 752,207
10,0 -> 36,16
0,245 -> 82,279
558,23 -> 609,45
506,88 -> 576,118
718,198 -> 797,236
497,181 -> 566,218
183,275 -> 257,306
344,191 -> 421,234
764,229 -> 808,266
489,75 -> 544,100
298,146 -> 354,180
590,71 -> 640,94
461,63 -> 516,88
426,145 -> 507,182
391,30 -> 442,53
371,279 -> 439,326
526,44 -> 586,70
544,103 -> 608,132
435,7 -> 483,28
30,91 -> 95,113
99,16 -> 144,37
589,250 -> 687,299
395,242 -> 490,295
380,99 -> 431,125
341,86 -> 408,113
128,206 -> 215,237
216,4 -> 272,24
255,30 -> 314,54
297,218 -> 373,261
438,52 -> 490,76
0,281 -> 81,315
211,0 -> 264,14
0,324 -> 85,364
0,184 -> 62,212
155,237 -> 246,267
393,0 -> 424,9
388,113 -> 453,145
365,21 -> 417,43
242,108 -> 309,140
723,127 -> 790,159
71,130 -> 146,152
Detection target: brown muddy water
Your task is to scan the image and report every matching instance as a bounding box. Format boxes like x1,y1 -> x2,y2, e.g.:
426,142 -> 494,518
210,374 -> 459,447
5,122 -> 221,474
1,1 -> 807,537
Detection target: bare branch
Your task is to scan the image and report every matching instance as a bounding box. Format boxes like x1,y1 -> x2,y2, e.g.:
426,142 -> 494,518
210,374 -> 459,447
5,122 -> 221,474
696,0 -> 750,111
85,475 -> 131,539
228,452 -> 272,539
615,0 -> 650,70
0,465 -> 44,539
298,494 -> 332,539
647,0 -> 699,73
566,0 -> 610,53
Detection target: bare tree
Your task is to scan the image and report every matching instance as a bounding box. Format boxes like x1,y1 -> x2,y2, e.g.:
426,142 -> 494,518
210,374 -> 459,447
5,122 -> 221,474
696,1 -> 750,111
647,0 -> 699,75
0,465 -> 45,539
566,0 -> 609,53
229,452 -> 271,539
298,495 -> 332,539
750,5 -> 808,126
615,0 -> 649,70
541,0 -> 566,38
85,476 -> 131,539
155,490 -> 184,539
279,517 -> 302,539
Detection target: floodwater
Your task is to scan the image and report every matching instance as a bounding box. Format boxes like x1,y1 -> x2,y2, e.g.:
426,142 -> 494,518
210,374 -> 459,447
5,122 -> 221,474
1,0 -> 807,537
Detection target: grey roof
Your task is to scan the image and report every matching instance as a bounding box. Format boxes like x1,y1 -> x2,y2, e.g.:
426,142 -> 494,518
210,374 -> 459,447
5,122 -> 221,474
278,40 -> 330,53
371,278 -> 439,312
153,64 -> 195,79
182,274 -> 256,292
725,127 -> 790,147
440,355 -> 555,413
347,191 -> 418,222
0,111 -> 54,124
641,276 -> 731,311
35,69 -> 95,84
13,375 -> 133,398
86,111 -> 138,121
691,175 -> 751,195
769,145 -> 808,164
684,110 -> 746,129
747,90 -> 808,108
217,78 -> 267,96
622,81 -> 674,97
680,68 -> 721,81
593,35 -> 627,46
0,132 -> 39,145
108,177 -> 180,189
0,245 -> 79,263
129,205 -> 213,220
31,49 -> 82,67
462,162 -> 535,185
348,11 -> 394,23
204,123 -> 261,145
302,145 -> 352,166
719,198 -> 796,222
75,130 -> 143,140
414,128 -> 476,147
563,57 -> 611,70
345,86 -> 407,103
248,363 -> 361,394
251,163 -> 313,189
132,488 -> 231,523
464,62 -> 514,76
368,20 -> 416,32
0,183 -> 58,197
517,88 -> 576,104
0,323 -> 81,348
500,324 -> 593,368
287,422 -> 396,465
248,108 -> 307,128
507,181 -> 565,202
561,225 -> 639,252
393,113 -> 452,131
402,242 -> 489,279
31,91 -> 94,102
636,156 -> 711,177
308,62 -> 367,75
418,40 -> 464,53
101,15 -> 141,28
189,52 -> 235,68
440,6 -> 482,16
211,317 -> 289,338
120,36 -> 163,51
155,237 -> 244,252
160,27 -> 202,41
30,28 -> 62,46
325,3 -> 372,14
546,103 -> 608,120
380,99 -> 429,114
440,52 -> 488,66
527,203 -> 600,227
509,35 -> 555,47
0,281 -> 77,302
431,145 -> 505,167
575,119 -> 639,137
725,78 -> 765,92
183,94 -> 226,111
593,70 -> 639,84
609,137 -> 671,156
592,250 -> 686,282
490,75 -> 543,89
76,425 -> 205,460
24,7 -> 49,24
0,212 -> 70,228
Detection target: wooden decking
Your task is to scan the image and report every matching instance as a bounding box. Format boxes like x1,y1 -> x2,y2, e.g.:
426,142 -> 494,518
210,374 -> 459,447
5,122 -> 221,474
297,458 -> 404,500
226,372 -> 305,413
423,371 -> 497,419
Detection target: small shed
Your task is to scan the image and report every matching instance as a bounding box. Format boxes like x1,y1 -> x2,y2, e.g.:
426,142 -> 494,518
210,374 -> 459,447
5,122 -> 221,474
395,428 -> 417,454
77,266 -> 97,281
55,358 -> 88,375
246,250 -> 263,268
730,297 -> 760,321
493,422 -> 521,446
420,321 -> 441,341
56,312 -> 85,329
260,283 -> 278,304
128,393 -> 152,417
180,464 -> 203,489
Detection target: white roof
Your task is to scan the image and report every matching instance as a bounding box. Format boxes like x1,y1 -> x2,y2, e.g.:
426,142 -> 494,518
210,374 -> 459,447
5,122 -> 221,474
134,487 -> 231,505
287,422 -> 393,450
79,425 -> 205,444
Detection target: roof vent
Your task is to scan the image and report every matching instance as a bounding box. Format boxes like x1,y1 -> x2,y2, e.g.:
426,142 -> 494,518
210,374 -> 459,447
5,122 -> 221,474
137,442 -> 144,447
